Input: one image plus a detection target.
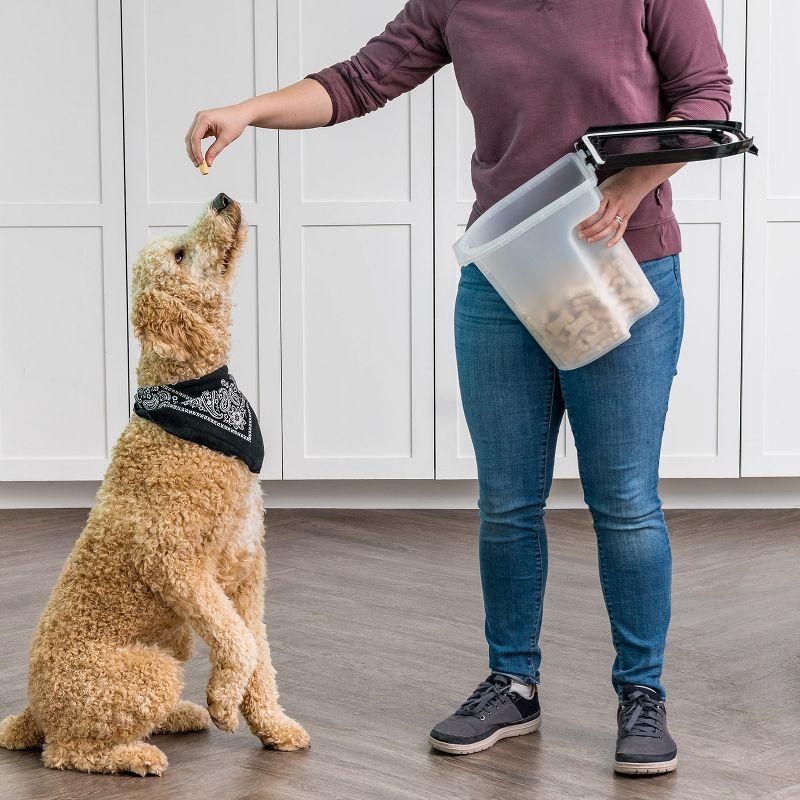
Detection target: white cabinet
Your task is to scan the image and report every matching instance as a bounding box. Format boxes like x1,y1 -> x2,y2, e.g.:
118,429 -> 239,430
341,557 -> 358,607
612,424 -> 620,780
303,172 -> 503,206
434,0 -> 748,480
277,0 -> 435,479
741,0 -> 800,476
121,0 -> 283,478
1,0 -> 795,488
0,0 -> 128,481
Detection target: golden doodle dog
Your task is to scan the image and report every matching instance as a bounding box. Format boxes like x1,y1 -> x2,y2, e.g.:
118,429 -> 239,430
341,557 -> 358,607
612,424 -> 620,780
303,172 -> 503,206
0,194 -> 309,775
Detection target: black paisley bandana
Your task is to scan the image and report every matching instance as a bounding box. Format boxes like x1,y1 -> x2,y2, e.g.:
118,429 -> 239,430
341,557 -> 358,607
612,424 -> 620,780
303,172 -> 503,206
133,365 -> 264,473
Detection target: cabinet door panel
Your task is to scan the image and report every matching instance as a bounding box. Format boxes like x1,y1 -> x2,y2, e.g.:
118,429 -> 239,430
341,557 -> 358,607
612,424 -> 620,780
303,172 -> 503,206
300,225 -> 414,462
279,0 -> 434,479
741,0 -> 800,475
0,0 -> 127,481
0,0 -> 101,204
661,224 -> 724,465
0,228 -> 106,459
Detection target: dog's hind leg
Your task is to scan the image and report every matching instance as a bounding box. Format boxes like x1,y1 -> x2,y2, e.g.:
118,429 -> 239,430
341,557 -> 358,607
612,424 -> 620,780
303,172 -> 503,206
152,700 -> 211,734
161,622 -> 196,662
0,707 -> 44,750
232,550 -> 310,751
42,739 -> 168,776
34,643 -> 182,775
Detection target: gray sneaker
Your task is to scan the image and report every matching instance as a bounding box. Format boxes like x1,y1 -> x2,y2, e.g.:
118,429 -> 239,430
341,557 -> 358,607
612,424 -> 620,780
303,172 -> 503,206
614,685 -> 678,775
428,673 -> 541,755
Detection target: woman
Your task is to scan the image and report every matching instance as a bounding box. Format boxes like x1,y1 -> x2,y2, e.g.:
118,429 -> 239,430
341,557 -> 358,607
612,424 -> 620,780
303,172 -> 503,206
185,0 -> 731,774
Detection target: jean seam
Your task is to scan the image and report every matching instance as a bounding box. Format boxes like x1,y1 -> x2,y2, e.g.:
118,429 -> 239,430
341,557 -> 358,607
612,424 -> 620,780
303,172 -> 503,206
671,255 -> 685,373
528,362 -> 556,683
596,534 -> 629,699
595,534 -> 623,662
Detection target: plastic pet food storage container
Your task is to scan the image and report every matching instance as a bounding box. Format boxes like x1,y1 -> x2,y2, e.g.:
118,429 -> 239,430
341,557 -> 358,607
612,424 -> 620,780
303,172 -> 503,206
454,121 -> 758,370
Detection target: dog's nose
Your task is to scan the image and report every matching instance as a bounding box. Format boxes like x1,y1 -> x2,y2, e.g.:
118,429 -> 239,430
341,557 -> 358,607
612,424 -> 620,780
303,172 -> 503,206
211,192 -> 232,213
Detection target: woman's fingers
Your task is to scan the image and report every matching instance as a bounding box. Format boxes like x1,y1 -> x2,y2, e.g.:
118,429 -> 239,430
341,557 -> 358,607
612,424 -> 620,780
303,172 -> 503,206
185,106 -> 247,168
185,126 -> 197,165
190,115 -> 210,167
185,113 -> 202,165
606,217 -> 628,247
577,197 -> 609,233
185,111 -> 214,166
580,202 -> 625,243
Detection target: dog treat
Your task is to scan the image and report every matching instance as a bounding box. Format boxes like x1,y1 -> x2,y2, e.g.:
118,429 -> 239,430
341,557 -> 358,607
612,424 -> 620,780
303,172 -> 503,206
521,253 -> 655,367
198,159 -> 210,175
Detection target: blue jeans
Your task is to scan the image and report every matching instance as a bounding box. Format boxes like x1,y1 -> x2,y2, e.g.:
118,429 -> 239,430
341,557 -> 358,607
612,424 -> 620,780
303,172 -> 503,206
455,255 -> 684,700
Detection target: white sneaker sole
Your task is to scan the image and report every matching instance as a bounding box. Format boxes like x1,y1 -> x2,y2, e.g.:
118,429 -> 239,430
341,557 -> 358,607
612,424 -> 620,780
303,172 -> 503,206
614,755 -> 678,775
428,715 -> 541,755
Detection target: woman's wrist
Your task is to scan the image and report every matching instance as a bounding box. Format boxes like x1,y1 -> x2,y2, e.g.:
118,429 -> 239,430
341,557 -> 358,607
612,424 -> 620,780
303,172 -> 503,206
237,97 -> 266,128
616,163 -> 678,199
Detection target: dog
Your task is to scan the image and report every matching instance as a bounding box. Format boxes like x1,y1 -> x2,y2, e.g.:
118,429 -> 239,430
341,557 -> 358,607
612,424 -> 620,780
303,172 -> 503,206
0,194 -> 309,775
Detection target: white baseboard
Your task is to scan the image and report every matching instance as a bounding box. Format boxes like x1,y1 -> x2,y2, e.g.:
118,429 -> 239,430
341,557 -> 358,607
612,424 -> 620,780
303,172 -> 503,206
1,478 -> 799,510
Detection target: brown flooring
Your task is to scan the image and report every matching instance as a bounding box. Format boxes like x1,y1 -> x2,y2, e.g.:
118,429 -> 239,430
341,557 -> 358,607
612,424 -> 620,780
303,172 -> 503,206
0,508 -> 799,800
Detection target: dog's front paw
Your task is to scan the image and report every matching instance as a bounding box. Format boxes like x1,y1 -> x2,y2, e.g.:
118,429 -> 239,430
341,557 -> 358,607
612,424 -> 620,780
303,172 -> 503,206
207,700 -> 239,732
206,686 -> 241,732
259,715 -> 310,751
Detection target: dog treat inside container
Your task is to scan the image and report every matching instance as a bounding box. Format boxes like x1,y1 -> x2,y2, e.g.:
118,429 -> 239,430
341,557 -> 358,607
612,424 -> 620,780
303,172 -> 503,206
525,252 -> 656,368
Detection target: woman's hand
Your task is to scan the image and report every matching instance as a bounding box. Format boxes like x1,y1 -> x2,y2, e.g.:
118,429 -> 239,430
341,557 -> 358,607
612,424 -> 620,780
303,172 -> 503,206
577,119 -> 687,247
185,103 -> 252,168
576,169 -> 655,248
185,81 -> 334,169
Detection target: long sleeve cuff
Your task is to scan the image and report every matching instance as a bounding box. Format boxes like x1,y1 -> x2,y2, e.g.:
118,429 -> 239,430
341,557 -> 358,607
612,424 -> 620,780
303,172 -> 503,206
306,69 -> 342,127
668,96 -> 731,122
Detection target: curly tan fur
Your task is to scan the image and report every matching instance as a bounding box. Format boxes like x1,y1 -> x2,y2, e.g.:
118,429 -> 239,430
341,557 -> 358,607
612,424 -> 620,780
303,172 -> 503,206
0,198 -> 309,776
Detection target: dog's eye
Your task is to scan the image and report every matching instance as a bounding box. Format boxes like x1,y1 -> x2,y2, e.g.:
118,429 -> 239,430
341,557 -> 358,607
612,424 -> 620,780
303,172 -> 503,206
174,249 -> 184,264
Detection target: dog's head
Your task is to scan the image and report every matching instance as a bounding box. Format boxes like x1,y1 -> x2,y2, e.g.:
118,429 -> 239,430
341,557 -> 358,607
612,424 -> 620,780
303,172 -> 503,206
131,193 -> 247,384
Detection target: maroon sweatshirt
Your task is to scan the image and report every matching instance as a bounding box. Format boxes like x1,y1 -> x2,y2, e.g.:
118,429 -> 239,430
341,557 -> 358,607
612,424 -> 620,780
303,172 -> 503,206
309,0 -> 732,262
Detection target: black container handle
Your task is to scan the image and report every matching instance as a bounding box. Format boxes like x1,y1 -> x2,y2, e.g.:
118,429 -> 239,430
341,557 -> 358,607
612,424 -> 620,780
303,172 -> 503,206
576,119 -> 758,170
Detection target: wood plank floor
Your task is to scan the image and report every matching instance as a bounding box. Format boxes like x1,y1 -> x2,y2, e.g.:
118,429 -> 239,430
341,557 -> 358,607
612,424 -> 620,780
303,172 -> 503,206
0,508 -> 799,800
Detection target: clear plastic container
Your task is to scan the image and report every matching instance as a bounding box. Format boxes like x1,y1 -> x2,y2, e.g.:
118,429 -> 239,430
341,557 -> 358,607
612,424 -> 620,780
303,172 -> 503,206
453,120 -> 758,369
453,152 -> 658,370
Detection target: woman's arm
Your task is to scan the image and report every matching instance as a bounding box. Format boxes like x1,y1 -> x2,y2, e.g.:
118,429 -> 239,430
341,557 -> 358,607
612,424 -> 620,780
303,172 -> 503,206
185,79 -> 333,167
186,0 -> 453,167
578,0 -> 733,246
644,0 -> 732,123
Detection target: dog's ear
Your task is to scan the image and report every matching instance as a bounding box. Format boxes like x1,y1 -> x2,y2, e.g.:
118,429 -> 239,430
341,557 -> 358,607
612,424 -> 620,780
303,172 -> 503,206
133,289 -> 216,363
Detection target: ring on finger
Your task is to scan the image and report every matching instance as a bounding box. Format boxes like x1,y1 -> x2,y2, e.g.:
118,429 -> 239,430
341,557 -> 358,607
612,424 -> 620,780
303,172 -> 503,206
613,214 -> 624,227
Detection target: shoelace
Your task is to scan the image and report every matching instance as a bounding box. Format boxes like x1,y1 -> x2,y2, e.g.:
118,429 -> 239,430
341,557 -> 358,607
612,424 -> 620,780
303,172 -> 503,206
620,693 -> 665,738
455,675 -> 512,717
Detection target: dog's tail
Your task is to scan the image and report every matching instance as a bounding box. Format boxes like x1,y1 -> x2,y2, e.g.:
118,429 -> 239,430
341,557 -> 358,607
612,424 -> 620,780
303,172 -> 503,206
0,707 -> 44,750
